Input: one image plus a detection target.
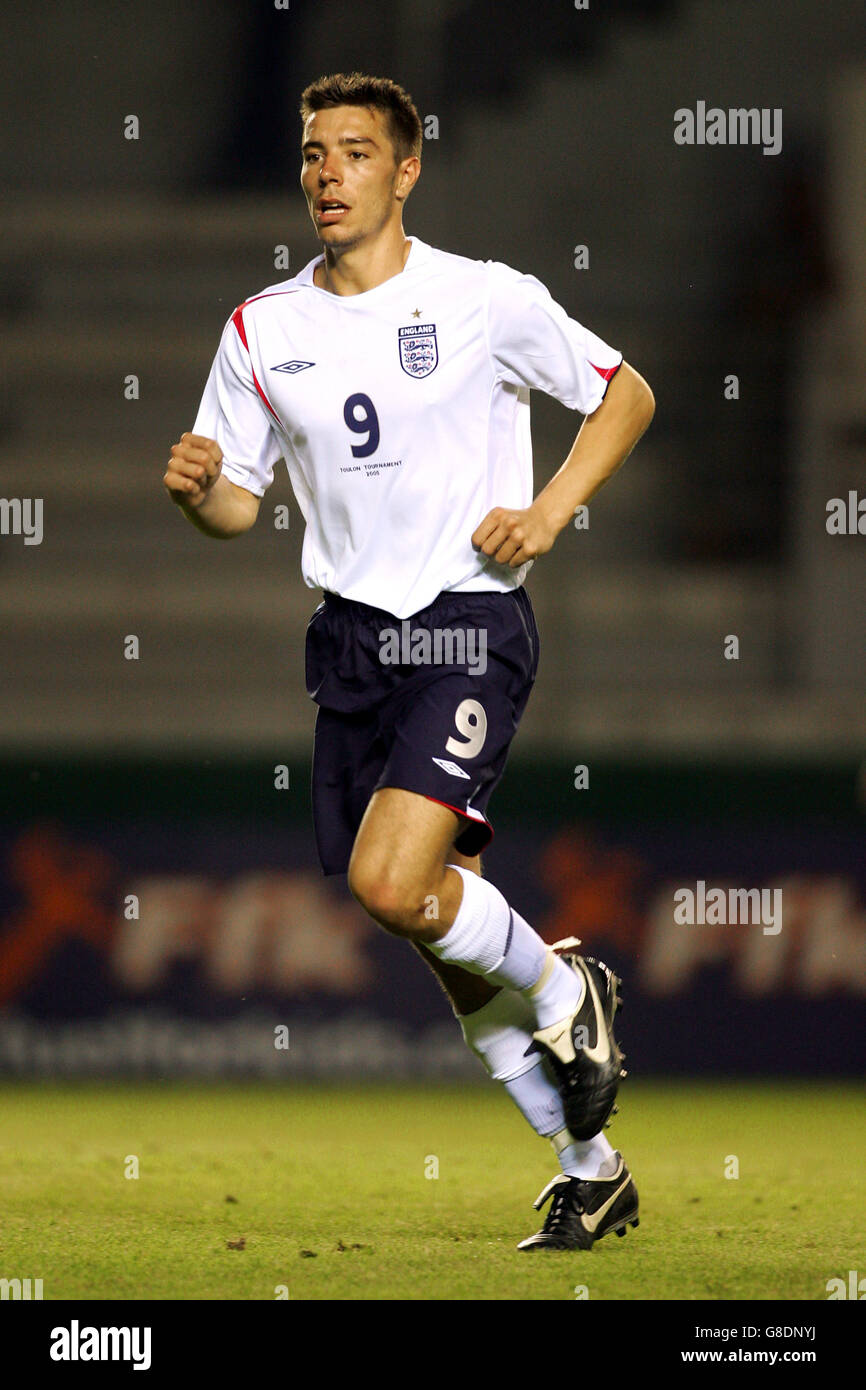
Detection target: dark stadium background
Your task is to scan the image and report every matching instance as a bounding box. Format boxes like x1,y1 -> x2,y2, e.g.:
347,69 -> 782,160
0,0 -> 864,1081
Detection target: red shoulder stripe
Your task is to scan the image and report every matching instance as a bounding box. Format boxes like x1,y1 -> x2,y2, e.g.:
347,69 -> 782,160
590,360 -> 621,382
231,294 -> 297,425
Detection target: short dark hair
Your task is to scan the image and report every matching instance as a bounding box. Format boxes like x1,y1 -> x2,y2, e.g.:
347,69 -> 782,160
299,72 -> 422,165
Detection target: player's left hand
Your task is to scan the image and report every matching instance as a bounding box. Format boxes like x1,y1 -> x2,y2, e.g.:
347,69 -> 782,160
471,504 -> 558,568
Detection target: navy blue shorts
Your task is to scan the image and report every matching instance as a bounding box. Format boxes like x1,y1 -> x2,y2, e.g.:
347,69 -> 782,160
306,586 -> 540,875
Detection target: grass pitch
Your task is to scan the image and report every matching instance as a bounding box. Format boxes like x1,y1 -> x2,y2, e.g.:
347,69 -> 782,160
0,1080 -> 861,1301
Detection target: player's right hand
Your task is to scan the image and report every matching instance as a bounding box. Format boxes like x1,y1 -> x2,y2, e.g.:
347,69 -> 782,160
163,433 -> 223,507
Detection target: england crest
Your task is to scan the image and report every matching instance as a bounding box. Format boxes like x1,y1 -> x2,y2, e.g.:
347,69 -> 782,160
398,323 -> 438,378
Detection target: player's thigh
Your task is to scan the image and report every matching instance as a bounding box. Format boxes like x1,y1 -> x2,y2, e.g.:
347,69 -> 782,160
347,785 -> 462,906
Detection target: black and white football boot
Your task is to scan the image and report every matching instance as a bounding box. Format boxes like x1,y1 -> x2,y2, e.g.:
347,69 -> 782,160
517,1153 -> 639,1251
530,937 -> 627,1141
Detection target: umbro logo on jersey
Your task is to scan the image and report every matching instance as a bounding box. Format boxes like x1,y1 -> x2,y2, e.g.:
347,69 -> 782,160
431,757 -> 470,780
398,323 -> 438,378
272,360 -> 315,373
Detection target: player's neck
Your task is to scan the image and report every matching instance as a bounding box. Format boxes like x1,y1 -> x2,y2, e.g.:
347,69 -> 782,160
314,227 -> 412,297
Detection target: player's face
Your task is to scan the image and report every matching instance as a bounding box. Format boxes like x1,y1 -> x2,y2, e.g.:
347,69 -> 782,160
301,106 -> 405,249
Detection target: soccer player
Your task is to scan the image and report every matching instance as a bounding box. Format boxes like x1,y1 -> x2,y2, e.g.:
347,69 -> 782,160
164,72 -> 654,1251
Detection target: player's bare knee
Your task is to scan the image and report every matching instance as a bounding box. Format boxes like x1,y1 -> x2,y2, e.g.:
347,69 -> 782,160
378,907 -> 436,939
347,861 -> 436,938
347,858 -> 399,926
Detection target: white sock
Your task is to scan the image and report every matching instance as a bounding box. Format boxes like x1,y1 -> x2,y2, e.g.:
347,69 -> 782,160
459,987 -> 614,1180
429,866 -> 584,1026
457,983 -> 541,1082
550,1126 -> 619,1180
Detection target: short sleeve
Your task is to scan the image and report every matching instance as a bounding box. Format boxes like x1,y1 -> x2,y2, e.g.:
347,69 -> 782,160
485,262 -> 623,416
191,313 -> 283,497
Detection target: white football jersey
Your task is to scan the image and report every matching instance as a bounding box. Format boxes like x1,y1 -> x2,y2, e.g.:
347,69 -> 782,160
192,235 -> 622,618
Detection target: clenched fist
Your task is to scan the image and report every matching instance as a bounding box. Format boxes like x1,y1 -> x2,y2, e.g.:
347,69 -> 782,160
163,433 -> 223,508
471,503 -> 558,569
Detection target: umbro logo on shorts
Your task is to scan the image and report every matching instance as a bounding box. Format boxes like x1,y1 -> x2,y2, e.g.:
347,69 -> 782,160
431,757 -> 470,780
271,360 -> 315,373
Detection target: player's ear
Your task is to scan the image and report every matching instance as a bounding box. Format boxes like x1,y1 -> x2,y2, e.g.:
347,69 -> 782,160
397,156 -> 420,201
